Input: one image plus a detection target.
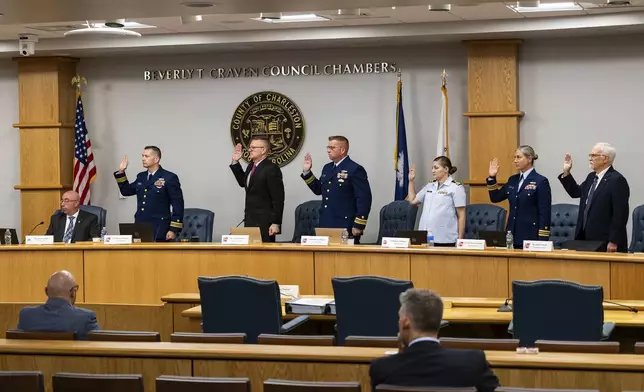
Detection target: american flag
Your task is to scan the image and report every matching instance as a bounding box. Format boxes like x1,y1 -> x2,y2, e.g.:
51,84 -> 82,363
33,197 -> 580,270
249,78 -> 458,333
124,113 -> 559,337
73,93 -> 97,205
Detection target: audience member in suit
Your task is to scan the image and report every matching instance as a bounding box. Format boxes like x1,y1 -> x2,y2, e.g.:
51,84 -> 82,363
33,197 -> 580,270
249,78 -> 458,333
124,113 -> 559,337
559,142 -> 630,252
17,270 -> 99,339
45,191 -> 100,243
230,136 -> 285,242
370,289 -> 499,392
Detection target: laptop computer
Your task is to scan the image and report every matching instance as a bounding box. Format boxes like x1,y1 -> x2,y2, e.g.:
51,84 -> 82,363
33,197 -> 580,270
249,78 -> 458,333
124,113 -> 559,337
561,240 -> 606,252
0,228 -> 19,245
229,227 -> 263,244
119,223 -> 155,242
394,230 -> 427,245
477,230 -> 507,247
315,228 -> 345,244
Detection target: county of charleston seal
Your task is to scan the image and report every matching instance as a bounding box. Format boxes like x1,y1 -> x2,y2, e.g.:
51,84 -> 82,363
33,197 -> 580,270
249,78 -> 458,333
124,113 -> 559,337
230,91 -> 305,167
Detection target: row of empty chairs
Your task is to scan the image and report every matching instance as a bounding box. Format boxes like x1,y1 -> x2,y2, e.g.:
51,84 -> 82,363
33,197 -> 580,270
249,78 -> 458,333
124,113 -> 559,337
0,371 -> 607,392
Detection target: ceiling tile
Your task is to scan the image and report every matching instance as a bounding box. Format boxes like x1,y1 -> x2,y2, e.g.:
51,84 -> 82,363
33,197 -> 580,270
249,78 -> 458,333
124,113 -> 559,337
450,3 -> 525,19
585,5 -> 644,13
520,9 -> 588,16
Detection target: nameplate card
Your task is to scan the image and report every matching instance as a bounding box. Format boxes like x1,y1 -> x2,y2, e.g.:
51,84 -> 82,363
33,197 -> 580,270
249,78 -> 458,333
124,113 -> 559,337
300,236 -> 329,246
103,235 -> 132,245
25,235 -> 54,245
381,237 -> 410,248
279,285 -> 300,298
456,239 -> 486,250
523,240 -> 554,252
221,235 -> 249,245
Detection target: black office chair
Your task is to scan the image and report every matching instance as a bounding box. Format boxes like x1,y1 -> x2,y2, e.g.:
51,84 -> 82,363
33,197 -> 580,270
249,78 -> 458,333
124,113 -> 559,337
332,276 -> 413,345
376,201 -> 418,244
0,371 -> 44,392
198,275 -> 309,344
550,203 -> 579,249
464,204 -> 506,239
629,204 -> 644,252
178,208 -> 215,242
291,200 -> 322,243
511,279 -> 613,347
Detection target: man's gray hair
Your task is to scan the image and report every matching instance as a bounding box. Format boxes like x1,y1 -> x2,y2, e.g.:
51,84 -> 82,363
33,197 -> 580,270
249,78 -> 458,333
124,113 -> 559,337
594,142 -> 616,164
399,288 -> 444,333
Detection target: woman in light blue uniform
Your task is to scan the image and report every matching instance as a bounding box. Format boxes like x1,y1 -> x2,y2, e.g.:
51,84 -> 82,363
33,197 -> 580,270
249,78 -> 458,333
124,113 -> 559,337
407,156 -> 466,246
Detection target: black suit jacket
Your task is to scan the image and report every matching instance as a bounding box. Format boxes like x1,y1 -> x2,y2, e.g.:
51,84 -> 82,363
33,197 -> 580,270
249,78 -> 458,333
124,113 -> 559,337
370,341 -> 499,392
45,210 -> 101,243
558,166 -> 630,252
230,160 -> 285,240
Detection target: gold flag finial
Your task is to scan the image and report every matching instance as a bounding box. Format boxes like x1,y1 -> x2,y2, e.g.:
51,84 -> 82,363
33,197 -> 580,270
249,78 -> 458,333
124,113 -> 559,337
71,75 -> 88,92
397,67 -> 402,80
441,69 -> 447,87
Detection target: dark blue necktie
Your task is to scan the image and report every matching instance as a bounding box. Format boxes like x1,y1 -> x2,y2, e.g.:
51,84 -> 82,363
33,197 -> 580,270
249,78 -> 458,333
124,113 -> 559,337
583,175 -> 599,229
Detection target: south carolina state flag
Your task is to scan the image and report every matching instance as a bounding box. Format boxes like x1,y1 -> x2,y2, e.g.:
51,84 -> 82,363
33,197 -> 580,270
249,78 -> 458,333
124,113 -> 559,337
394,77 -> 409,201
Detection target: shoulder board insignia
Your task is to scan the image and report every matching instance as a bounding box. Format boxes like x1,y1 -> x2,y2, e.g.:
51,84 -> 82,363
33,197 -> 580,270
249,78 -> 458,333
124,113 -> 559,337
454,181 -> 462,186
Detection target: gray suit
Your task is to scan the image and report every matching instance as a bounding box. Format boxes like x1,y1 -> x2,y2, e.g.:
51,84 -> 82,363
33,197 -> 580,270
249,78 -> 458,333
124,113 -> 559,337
17,298 -> 99,339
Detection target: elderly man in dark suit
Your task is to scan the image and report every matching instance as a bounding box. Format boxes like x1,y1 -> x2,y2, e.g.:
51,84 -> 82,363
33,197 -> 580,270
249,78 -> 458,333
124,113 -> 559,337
370,289 -> 499,391
559,142 -> 630,253
230,136 -> 285,242
17,270 -> 99,339
46,191 -> 100,243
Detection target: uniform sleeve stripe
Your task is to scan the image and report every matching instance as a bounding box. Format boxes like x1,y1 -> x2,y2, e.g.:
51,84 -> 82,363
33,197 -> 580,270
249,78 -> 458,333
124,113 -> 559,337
487,185 -> 500,191
304,175 -> 316,185
116,177 -> 127,183
354,218 -> 368,225
170,222 -> 183,229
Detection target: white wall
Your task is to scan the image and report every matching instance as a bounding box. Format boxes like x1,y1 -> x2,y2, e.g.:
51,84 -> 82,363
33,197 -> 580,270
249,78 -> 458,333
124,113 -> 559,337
77,45 -> 468,242
0,61 -> 19,234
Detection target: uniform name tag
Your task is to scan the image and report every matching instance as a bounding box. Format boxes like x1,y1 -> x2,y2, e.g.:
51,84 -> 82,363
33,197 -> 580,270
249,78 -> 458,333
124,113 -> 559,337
523,240 -> 553,252
301,236 -> 329,246
104,235 -> 133,245
25,235 -> 54,245
456,239 -> 486,250
221,235 -> 249,245
381,237 -> 410,248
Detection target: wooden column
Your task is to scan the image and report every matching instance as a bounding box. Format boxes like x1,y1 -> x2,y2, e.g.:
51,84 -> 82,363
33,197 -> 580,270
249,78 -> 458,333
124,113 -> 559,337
13,57 -> 78,237
464,40 -> 524,210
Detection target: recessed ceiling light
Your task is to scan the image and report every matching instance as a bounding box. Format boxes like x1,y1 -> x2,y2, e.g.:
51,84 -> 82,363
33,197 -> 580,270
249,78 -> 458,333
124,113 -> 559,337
428,4 -> 452,11
181,1 -> 215,8
64,21 -> 144,37
94,21 -> 156,29
338,8 -> 361,16
508,1 -> 582,12
252,13 -> 330,23
105,19 -> 126,28
517,0 -> 540,7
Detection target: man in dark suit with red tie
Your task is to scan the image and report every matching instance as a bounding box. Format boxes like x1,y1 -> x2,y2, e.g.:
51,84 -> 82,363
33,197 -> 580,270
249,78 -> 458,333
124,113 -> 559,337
369,289 -> 499,391
230,136 -> 285,242
559,142 -> 630,253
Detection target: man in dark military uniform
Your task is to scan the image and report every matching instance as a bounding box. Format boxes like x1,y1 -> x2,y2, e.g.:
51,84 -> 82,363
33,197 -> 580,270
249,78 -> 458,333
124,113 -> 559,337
301,135 -> 372,243
114,146 -> 184,242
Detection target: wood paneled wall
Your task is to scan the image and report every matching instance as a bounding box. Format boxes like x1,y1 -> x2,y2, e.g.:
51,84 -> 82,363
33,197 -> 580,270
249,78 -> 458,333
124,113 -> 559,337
464,40 -> 523,209
13,57 -> 78,237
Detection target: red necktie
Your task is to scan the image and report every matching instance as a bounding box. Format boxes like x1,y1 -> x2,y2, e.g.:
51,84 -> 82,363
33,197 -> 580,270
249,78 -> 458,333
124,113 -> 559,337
249,164 -> 256,177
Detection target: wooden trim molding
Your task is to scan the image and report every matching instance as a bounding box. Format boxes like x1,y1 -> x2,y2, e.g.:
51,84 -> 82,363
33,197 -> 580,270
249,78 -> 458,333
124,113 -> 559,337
13,123 -> 75,129
14,184 -> 73,190
463,111 -> 525,118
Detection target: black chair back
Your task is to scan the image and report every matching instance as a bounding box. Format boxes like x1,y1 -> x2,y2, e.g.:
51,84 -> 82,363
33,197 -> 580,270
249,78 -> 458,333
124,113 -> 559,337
264,379 -> 360,392
0,371 -> 44,392
512,279 -> 604,347
332,276 -> 412,345
376,201 -> 418,243
157,376 -> 250,392
6,329 -> 75,340
464,204 -> 506,239
56,205 -> 107,229
198,275 -> 282,343
179,208 -> 215,242
87,330 -> 160,342
630,204 -> 644,252
550,203 -> 579,249
52,373 -> 143,392
291,200 -> 322,242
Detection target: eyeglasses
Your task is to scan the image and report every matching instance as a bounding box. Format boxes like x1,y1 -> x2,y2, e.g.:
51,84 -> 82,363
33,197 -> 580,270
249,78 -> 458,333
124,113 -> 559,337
326,146 -> 339,150
248,145 -> 265,151
588,154 -> 606,159
60,199 -> 79,204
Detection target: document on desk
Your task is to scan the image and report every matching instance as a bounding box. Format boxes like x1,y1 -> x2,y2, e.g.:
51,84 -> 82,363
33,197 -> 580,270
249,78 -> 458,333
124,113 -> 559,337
285,298 -> 333,314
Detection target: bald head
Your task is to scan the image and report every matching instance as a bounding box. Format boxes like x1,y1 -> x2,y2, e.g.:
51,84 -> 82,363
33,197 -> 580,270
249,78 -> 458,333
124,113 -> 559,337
60,191 -> 80,216
45,270 -> 79,303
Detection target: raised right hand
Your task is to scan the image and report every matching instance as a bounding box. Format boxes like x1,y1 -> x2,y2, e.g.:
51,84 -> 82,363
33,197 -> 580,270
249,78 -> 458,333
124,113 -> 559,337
563,152 -> 573,175
232,144 -> 243,162
303,153 -> 312,172
118,156 -> 128,173
409,163 -> 416,182
488,158 -> 499,178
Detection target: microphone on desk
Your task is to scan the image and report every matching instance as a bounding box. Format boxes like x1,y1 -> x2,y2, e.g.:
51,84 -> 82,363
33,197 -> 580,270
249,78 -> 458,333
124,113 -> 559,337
21,221 -> 45,244
604,300 -> 638,313
497,297 -> 513,312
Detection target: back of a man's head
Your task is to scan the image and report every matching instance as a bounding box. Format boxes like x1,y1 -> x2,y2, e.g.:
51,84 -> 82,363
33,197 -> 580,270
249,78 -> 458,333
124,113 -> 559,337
399,288 -> 444,334
45,270 -> 77,303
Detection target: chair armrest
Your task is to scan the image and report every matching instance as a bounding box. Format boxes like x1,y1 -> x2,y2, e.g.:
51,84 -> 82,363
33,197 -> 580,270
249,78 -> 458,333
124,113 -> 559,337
601,322 -> 615,340
439,320 -> 449,329
281,315 -> 310,333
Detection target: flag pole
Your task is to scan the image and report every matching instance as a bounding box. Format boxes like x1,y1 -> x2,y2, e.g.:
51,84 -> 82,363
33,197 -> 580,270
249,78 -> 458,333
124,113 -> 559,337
441,69 -> 449,158
395,68 -> 402,170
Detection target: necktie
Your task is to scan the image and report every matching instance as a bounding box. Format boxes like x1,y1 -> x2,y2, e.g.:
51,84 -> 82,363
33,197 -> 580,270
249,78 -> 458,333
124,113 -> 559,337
583,175 -> 599,229
63,216 -> 75,243
249,164 -> 257,177
518,174 -> 525,190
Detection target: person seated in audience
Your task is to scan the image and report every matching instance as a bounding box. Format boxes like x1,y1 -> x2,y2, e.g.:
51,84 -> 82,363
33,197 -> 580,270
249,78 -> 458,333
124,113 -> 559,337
17,270 -> 99,339
45,190 -> 100,243
369,288 -> 499,391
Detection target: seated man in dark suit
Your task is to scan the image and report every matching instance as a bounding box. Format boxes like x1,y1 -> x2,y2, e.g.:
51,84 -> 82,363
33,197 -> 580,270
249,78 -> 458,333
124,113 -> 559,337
17,270 -> 99,339
370,289 -> 499,391
46,191 -> 100,243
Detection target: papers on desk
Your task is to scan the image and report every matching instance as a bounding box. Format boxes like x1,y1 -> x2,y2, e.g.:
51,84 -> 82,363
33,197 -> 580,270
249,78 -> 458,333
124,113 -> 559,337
285,298 -> 333,315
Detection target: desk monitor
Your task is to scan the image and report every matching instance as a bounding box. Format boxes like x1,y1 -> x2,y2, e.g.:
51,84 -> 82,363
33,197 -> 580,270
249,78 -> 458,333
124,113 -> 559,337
0,228 -> 19,245
394,230 -> 427,245
315,228 -> 345,244
119,223 -> 155,243
478,230 -> 507,247
230,227 -> 263,244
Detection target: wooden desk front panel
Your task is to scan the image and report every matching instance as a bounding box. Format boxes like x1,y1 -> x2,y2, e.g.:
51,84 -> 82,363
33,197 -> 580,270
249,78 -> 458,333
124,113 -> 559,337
84,250 -> 314,303
611,262 -> 644,300
0,354 -> 191,392
194,360 -> 371,392
411,255 -> 509,297
0,250 -> 83,302
508,257 -> 611,298
314,252 -> 410,295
